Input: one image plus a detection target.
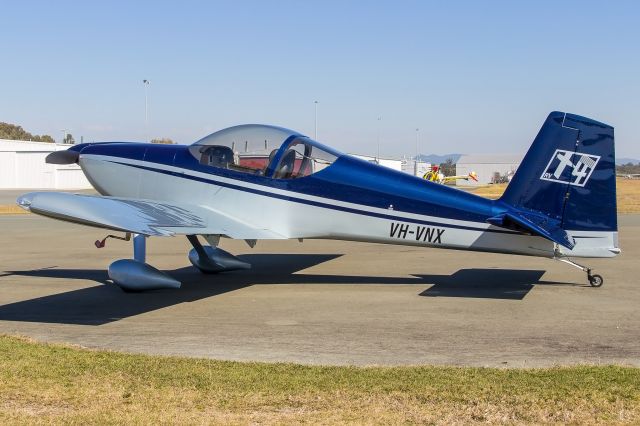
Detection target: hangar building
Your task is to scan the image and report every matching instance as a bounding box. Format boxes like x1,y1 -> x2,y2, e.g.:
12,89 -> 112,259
349,154 -> 403,171
401,159 -> 431,177
455,154 -> 523,186
320,154 -> 433,177
0,139 -> 92,189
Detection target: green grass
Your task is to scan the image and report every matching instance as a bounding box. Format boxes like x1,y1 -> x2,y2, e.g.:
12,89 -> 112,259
0,335 -> 638,424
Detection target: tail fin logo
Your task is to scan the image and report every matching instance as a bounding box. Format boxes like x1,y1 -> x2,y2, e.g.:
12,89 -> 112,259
540,149 -> 600,187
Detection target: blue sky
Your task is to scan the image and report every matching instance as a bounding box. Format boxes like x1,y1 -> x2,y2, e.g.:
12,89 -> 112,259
1,1 -> 639,158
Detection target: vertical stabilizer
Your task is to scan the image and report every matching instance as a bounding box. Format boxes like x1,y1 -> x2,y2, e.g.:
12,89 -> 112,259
500,112 -> 616,233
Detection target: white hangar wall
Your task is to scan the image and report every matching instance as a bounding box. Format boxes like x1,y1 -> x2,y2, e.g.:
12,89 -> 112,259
0,139 -> 92,189
455,154 -> 524,186
349,154 -> 403,171
401,160 -> 431,177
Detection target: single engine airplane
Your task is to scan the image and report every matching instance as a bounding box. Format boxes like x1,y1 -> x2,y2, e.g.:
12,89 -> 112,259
17,111 -> 619,291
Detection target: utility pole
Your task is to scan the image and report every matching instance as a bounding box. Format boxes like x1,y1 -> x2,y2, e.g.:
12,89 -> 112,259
143,79 -> 150,141
376,116 -> 382,164
314,100 -> 318,139
415,128 -> 419,176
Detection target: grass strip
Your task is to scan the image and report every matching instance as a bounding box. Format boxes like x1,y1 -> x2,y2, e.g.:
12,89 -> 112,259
0,335 -> 638,424
0,205 -> 28,215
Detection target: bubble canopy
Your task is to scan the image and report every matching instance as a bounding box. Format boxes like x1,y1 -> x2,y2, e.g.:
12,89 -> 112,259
189,124 -> 341,179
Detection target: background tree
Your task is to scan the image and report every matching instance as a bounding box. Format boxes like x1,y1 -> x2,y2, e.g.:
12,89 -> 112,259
0,122 -> 54,142
63,133 -> 75,144
439,158 -> 456,176
617,162 -> 640,175
151,138 -> 175,144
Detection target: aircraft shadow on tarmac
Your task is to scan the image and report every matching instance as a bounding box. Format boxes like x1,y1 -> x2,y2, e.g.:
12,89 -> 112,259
418,269 -> 550,299
0,254 -> 579,325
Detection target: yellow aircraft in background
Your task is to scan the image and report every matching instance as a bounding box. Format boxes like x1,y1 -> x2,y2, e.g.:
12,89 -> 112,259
423,165 -> 478,184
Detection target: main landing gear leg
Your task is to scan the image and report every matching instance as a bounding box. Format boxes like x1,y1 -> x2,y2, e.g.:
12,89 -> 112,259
102,233 -> 181,291
554,256 -> 604,287
186,235 -> 251,274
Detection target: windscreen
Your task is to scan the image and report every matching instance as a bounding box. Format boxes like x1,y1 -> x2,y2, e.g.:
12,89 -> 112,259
271,138 -> 338,179
188,124 -> 341,178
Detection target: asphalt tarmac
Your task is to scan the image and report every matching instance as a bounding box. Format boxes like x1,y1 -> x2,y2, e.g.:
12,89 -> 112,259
0,214 -> 638,367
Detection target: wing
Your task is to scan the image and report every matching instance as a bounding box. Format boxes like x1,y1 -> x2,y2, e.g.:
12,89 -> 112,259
17,192 -> 285,239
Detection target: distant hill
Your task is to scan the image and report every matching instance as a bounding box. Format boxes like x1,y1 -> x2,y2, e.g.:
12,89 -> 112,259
417,153 -> 461,164
616,157 -> 640,165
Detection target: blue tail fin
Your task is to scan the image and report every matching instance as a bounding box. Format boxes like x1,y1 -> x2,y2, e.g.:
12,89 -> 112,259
500,112 -> 617,233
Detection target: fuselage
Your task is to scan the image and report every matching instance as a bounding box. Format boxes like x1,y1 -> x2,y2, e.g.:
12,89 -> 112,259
70,142 -> 617,259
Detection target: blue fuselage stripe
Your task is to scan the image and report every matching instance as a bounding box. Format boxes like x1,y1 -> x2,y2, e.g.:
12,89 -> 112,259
109,160 -> 518,235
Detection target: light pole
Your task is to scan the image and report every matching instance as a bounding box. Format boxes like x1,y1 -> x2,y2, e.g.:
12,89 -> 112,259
376,116 -> 382,164
415,128 -> 419,176
143,79 -> 150,140
60,129 -> 67,144
314,100 -> 318,139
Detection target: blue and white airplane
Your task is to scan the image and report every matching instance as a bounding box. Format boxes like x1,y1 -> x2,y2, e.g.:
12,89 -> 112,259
17,111 -> 619,291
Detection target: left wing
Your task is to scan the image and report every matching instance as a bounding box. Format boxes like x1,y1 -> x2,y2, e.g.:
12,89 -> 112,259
17,192 -> 286,239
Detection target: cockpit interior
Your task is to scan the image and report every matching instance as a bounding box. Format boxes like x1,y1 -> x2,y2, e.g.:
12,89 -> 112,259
189,124 -> 340,179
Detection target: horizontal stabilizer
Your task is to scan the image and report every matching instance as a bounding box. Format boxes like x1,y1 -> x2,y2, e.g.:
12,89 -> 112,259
487,210 -> 575,249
